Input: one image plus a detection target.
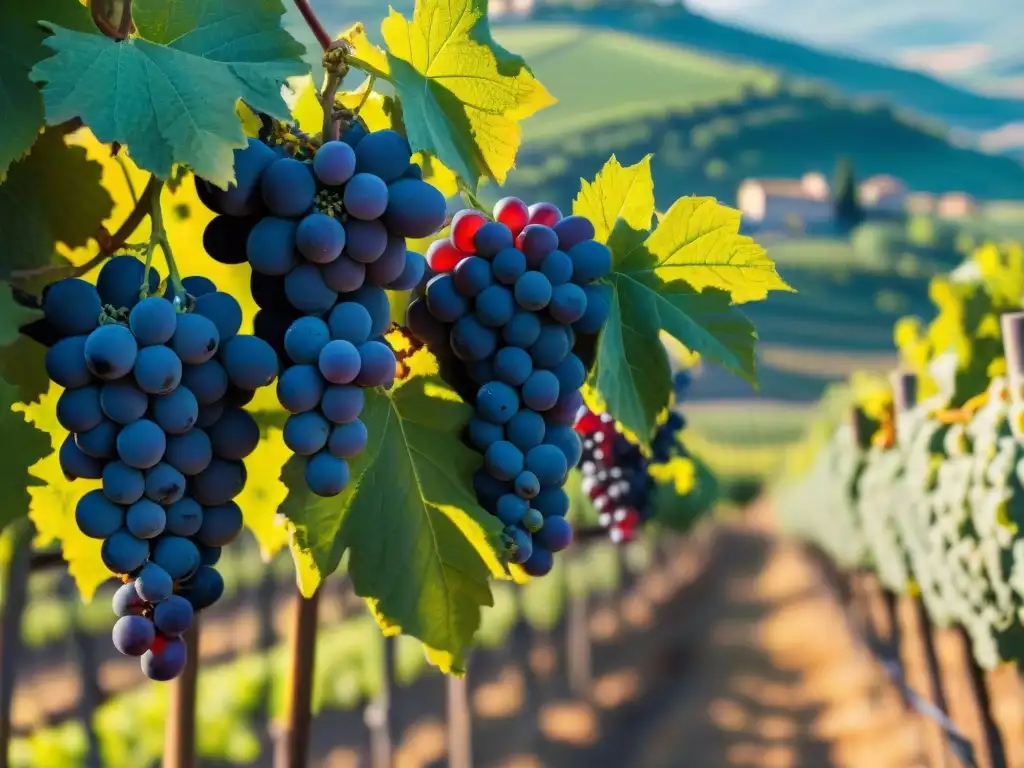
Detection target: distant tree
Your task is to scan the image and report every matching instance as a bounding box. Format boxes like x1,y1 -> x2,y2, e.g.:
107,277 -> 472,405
833,156 -> 864,233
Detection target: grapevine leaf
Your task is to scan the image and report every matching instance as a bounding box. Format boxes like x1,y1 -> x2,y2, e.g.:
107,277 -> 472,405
339,22 -> 389,79
0,379 -> 52,535
0,0 -> 92,182
235,425 -> 291,560
575,156 -> 787,442
30,0 -> 308,187
378,0 -> 556,189
0,129 -> 112,278
573,154 -> 656,250
279,347 -> 506,673
650,454 -> 718,532
0,288 -> 42,348
619,196 -> 795,303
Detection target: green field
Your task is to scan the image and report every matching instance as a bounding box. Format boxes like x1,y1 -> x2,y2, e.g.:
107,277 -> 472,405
492,26 -> 777,140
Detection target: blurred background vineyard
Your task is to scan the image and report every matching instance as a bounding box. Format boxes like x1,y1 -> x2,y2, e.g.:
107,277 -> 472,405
9,0 -> 1024,765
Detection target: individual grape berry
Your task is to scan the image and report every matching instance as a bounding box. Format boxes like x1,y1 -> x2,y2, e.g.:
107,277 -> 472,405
56,385 -> 103,433
522,546 -> 554,576
344,173 -> 389,220
75,489 -> 125,539
503,310 -> 542,348
247,217 -> 300,276
475,285 -> 515,328
313,140 -> 357,185
60,435 -> 104,479
468,418 -> 504,452
492,248 -> 527,285
493,197 -> 529,238
522,370 -> 560,411
320,385 -> 365,424
76,419 -> 120,459
553,215 -> 597,252
496,494 -> 529,526
43,278 -> 102,337
506,409 -> 546,452
426,275 -> 469,323
527,202 -> 562,228
284,411 -> 332,455
152,535 -> 201,581
508,527 -> 533,564
208,408 -> 260,461
426,239 -> 465,273
354,341 -> 396,387
453,256 -> 493,297
153,596 -> 194,637
285,264 -> 338,314
97,255 -> 160,311
203,215 -> 257,265
197,502 -> 244,547
45,336 -> 93,389
493,346 -> 532,387
84,324 -> 139,380
354,129 -> 411,183
144,462 -> 187,505
151,386 -> 199,435
135,562 -> 174,602
142,636 -> 188,681
327,303 -> 373,345
568,240 -> 613,283
305,451 -> 350,497
517,225 -> 560,269
219,335 -> 279,390
192,459 -> 246,507
164,429 -> 213,477
514,271 -> 553,311
345,218 -> 389,264
451,210 -> 488,253
170,313 -> 220,365
450,315 -> 497,362
193,292 -> 243,342
261,158 -> 316,218
522,508 -> 544,533
319,340 -> 361,385
386,251 -> 427,291
277,365 -> 324,413
474,221 -> 514,258
366,236 -> 408,286
382,179 -> 447,238
129,297 -> 178,347
113,581 -> 147,617
112,615 -> 156,656
549,283 -> 588,324
485,440 -> 525,481
328,420 -> 368,458
476,381 -> 520,425
178,565 -> 224,611
165,497 -> 203,537
284,316 -> 332,364
101,530 -> 150,574
514,471 -> 540,500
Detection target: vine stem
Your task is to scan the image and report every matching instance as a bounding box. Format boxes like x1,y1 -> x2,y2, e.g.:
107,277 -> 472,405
353,75 -> 376,118
320,42 -> 353,142
294,0 -> 332,51
9,174 -> 161,290
147,182 -> 186,308
458,182 -> 487,214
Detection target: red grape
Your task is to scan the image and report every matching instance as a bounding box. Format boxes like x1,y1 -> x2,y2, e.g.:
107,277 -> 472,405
527,202 -> 562,228
426,239 -> 466,273
451,210 -> 489,253
493,197 -> 529,237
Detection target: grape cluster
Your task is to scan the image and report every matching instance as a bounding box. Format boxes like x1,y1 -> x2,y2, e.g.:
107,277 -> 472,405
42,255 -> 279,681
405,197 -> 612,576
196,125 -> 446,496
576,370 -> 692,542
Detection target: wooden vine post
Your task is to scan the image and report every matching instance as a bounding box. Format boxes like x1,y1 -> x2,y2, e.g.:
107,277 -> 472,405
364,635 -> 399,768
0,523 -> 32,768
888,370 -> 952,767
446,665 -> 473,768
274,588 -> 321,768
162,618 -> 201,768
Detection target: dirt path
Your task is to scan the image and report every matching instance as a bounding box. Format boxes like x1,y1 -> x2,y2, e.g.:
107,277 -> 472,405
365,505 -> 936,767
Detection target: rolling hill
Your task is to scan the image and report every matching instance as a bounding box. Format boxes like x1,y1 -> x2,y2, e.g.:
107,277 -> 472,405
287,0 -> 1024,146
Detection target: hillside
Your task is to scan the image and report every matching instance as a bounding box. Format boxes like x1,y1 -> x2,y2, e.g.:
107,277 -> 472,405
288,0 -> 1024,145
684,0 -> 1024,96
526,4 -> 1024,140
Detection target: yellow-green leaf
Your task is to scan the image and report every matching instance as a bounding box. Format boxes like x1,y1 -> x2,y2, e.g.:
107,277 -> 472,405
278,346 -> 506,673
575,156 -> 788,442
379,0 -> 556,189
574,154 -> 655,248
622,196 -> 794,304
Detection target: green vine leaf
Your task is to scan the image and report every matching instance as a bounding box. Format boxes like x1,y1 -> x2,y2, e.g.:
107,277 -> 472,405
0,288 -> 42,348
279,345 -> 506,674
374,0 -> 556,191
0,0 -> 92,182
575,156 -> 792,443
0,129 -> 113,279
0,378 -> 51,534
30,0 -> 309,187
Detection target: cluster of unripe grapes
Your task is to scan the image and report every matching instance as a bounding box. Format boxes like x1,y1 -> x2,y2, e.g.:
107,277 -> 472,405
41,255 -> 278,680
196,123 -> 446,496
405,196 -> 612,575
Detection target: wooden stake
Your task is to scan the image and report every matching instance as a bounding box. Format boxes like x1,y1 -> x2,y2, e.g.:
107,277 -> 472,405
274,588 -> 321,768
